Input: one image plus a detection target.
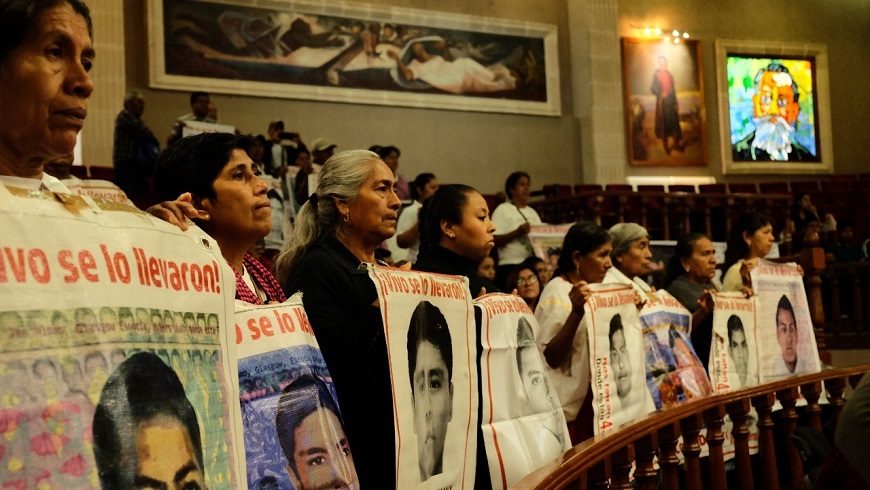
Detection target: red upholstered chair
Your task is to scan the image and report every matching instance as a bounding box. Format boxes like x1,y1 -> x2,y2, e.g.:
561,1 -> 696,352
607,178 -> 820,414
759,182 -> 790,194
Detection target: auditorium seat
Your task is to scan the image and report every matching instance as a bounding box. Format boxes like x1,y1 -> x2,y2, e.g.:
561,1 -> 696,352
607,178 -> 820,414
88,166 -> 115,181
69,165 -> 88,178
759,182 -> 790,194
728,182 -> 758,194
667,184 -> 696,193
574,184 -> 603,193
791,180 -> 821,195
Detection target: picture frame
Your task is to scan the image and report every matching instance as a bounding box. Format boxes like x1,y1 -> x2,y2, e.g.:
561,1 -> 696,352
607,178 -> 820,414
715,39 -> 833,175
620,37 -> 707,167
147,0 -> 561,116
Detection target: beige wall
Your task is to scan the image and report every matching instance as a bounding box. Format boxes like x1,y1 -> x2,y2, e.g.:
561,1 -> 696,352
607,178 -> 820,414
90,0 -> 867,192
121,0 -> 579,195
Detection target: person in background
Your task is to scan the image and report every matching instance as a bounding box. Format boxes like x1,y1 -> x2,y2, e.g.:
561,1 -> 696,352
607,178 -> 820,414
604,223 -> 654,294
506,264 -> 541,310
153,132 -> 286,304
167,91 -> 214,146
535,222 -> 612,443
477,256 -> 496,283
396,172 -> 439,264
378,145 -> 410,200
277,149 -> 400,489
522,255 -> 552,286
112,90 -> 159,203
310,137 -> 337,166
492,171 -> 543,289
722,212 -> 775,292
290,145 -> 317,206
0,0 -> 94,191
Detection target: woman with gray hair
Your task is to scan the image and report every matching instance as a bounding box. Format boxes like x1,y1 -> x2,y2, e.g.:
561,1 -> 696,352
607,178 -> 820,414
603,222 -> 654,294
276,149 -> 401,489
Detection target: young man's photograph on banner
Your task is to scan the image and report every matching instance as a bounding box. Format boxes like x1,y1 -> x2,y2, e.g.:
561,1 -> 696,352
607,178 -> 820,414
710,292 -> 759,392
0,183 -> 240,489
639,290 -> 712,409
475,293 -> 570,490
750,260 -> 822,380
586,284 -> 655,434
368,266 -> 478,489
234,295 -> 358,490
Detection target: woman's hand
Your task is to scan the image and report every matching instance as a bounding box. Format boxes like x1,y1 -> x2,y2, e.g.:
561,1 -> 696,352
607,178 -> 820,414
739,258 -> 757,287
696,290 -> 714,314
515,222 -> 531,237
146,193 -> 206,231
568,280 -> 591,313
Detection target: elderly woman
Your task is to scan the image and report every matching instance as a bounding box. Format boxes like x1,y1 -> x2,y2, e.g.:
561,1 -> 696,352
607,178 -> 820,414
0,0 -> 94,189
153,133 -> 286,304
492,171 -> 543,289
604,223 -> 654,294
277,149 -> 401,489
665,233 -> 720,364
414,184 -> 498,295
722,212 -> 776,292
536,222 -> 612,443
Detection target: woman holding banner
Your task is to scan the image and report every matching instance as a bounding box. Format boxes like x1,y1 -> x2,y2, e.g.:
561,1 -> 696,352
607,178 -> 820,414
153,132 -> 286,304
722,212 -> 776,292
535,222 -> 612,443
603,223 -> 654,294
277,149 -> 401,489
414,184 -> 499,296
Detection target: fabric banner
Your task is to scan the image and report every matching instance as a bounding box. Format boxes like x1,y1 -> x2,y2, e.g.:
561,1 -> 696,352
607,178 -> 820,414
528,224 -> 571,262
62,179 -> 131,204
586,284 -> 655,434
750,260 -> 821,381
0,184 -> 239,489
639,291 -> 712,410
710,292 -> 759,392
368,266 -> 478,490
233,295 -> 357,490
475,293 -> 570,490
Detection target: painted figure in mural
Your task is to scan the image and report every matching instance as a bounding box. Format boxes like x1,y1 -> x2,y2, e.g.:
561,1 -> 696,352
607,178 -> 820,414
732,63 -> 813,162
650,56 -> 683,155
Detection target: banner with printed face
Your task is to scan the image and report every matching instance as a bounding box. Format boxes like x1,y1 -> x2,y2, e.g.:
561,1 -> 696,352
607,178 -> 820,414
640,291 -> 712,410
586,284 -> 655,434
0,184 -> 239,489
234,296 -> 357,490
750,260 -> 821,381
710,292 -> 759,392
475,293 -> 570,490
368,266 -> 477,490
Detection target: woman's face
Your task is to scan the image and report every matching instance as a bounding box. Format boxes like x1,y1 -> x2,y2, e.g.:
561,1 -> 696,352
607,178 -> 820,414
341,160 -> 401,246
443,191 -> 495,262
515,268 -> 540,302
418,178 -> 439,202
0,3 -> 94,176
200,149 -> 272,244
295,151 -> 312,171
510,176 -> 531,203
476,256 -> 495,281
615,237 -> 652,278
683,237 -> 717,283
574,241 -> 613,283
745,223 -> 775,259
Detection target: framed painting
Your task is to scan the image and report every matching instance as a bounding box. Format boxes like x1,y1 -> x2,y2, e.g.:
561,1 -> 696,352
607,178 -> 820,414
620,37 -> 707,167
715,39 -> 833,174
147,0 -> 561,116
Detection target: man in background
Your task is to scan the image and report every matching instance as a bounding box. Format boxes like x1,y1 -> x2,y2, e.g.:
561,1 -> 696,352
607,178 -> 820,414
113,91 -> 159,201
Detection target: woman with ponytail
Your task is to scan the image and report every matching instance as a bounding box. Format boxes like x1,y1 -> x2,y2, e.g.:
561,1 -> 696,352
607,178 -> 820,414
413,184 -> 498,296
276,149 -> 401,489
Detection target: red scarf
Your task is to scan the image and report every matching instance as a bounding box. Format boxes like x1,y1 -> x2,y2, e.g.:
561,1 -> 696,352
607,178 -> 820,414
234,254 -> 287,304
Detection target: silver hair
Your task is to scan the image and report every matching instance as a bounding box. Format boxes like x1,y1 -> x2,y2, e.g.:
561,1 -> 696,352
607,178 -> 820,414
608,222 -> 649,258
276,150 -> 380,284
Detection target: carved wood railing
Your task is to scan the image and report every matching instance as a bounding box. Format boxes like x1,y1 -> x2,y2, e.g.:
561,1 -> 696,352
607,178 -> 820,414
512,365 -> 870,490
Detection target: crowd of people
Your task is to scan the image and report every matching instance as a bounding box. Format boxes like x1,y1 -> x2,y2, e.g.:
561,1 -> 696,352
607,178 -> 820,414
3,1 -> 869,489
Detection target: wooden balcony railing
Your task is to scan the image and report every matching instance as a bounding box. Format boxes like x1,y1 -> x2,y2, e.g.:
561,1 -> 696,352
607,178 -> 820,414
512,364 -> 870,490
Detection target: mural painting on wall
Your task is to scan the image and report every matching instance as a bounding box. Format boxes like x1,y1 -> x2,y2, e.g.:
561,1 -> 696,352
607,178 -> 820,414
148,0 -> 561,116
715,40 -> 833,175
620,38 -> 708,167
